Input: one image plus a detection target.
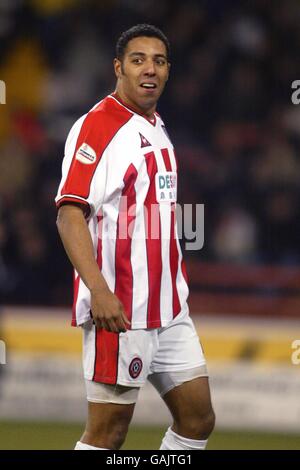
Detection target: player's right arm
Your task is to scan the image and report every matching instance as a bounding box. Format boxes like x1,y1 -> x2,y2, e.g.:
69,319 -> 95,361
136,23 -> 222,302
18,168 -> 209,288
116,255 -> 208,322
56,203 -> 130,333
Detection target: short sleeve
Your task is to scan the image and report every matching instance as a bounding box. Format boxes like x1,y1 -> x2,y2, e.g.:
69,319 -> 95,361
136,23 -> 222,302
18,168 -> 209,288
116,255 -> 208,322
55,111 -> 108,217
55,99 -> 133,217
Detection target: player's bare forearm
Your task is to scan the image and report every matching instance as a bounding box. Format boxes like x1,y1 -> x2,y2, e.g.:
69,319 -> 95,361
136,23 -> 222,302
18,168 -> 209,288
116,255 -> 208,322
56,204 -> 130,332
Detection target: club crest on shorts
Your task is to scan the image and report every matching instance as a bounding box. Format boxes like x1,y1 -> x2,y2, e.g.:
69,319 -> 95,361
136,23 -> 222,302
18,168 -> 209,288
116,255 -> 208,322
129,357 -> 143,379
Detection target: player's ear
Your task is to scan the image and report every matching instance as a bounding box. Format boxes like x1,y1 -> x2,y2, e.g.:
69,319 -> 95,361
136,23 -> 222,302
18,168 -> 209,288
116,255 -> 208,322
114,58 -> 122,79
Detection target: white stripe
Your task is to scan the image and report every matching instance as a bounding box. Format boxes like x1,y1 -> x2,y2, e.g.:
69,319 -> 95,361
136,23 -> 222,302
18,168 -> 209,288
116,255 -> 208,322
168,147 -> 177,172
95,209 -> 103,268
100,195 -> 122,293
76,278 -> 92,325
165,147 -> 188,313
171,148 -> 189,311
175,224 -> 189,310
73,271 -> 80,326
130,163 -> 150,326
83,321 -> 96,380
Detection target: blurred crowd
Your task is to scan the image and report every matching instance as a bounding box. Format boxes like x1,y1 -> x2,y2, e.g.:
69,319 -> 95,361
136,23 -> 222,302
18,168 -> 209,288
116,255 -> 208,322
1,0 -> 300,305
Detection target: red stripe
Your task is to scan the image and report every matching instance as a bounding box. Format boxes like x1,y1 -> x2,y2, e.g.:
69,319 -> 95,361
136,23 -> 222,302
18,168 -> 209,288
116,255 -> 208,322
93,329 -> 119,384
161,148 -> 181,317
61,97 -> 133,200
144,151 -> 162,327
181,258 -> 189,284
93,166 -> 137,384
114,164 -> 138,324
161,148 -> 172,171
71,274 -> 80,326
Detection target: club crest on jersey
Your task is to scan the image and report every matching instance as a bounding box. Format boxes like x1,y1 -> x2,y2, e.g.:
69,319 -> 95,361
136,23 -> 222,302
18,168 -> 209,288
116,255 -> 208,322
129,357 -> 143,379
155,172 -> 177,202
75,143 -> 96,164
139,132 -> 151,148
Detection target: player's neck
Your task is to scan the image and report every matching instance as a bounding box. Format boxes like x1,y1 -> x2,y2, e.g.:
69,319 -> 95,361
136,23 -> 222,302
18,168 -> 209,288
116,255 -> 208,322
113,89 -> 156,119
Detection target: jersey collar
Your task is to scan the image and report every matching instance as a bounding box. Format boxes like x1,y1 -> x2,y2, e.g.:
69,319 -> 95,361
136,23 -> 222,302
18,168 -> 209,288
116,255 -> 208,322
110,92 -> 157,127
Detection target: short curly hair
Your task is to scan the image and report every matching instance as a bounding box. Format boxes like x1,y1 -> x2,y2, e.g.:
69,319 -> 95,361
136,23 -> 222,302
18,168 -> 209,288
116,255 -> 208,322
116,24 -> 170,61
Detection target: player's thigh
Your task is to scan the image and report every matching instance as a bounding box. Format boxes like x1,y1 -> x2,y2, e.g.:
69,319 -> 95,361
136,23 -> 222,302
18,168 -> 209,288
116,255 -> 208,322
162,376 -> 213,423
85,381 -> 138,433
149,314 -> 207,387
82,320 -> 158,433
148,314 -> 213,423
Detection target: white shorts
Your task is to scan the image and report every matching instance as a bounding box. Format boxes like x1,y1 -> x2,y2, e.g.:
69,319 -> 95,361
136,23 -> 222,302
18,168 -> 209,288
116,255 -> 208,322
82,313 -> 207,395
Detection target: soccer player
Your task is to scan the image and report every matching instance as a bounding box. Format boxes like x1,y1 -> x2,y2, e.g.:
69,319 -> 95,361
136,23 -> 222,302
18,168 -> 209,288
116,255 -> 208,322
55,24 -> 215,450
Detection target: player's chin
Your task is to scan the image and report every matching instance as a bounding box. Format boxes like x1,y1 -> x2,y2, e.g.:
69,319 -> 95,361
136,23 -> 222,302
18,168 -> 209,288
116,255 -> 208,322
138,88 -> 161,104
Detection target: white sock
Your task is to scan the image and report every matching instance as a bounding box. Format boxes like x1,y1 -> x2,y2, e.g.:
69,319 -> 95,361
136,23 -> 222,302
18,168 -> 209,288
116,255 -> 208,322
74,441 -> 108,450
159,426 -> 208,450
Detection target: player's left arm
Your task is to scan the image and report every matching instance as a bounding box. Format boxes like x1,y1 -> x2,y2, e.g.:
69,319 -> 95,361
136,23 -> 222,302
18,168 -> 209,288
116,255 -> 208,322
56,203 -> 130,333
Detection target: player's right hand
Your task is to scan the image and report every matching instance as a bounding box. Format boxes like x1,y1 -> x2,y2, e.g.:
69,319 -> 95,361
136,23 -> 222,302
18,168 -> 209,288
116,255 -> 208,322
90,287 -> 131,333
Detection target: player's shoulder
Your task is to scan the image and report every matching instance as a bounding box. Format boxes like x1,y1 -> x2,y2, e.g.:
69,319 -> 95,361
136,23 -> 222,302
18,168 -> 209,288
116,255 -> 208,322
86,95 -> 134,129
65,95 -> 135,148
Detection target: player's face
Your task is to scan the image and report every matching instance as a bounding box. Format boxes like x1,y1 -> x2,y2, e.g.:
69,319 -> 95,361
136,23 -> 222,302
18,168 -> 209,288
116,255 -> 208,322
114,36 -> 170,116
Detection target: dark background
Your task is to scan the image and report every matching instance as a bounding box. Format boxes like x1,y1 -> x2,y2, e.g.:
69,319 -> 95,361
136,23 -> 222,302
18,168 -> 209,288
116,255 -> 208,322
1,0 -> 300,308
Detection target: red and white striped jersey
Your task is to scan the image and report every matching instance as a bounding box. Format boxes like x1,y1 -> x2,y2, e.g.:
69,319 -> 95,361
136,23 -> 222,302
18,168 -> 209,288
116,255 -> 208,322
55,93 -> 189,329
